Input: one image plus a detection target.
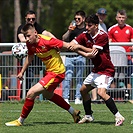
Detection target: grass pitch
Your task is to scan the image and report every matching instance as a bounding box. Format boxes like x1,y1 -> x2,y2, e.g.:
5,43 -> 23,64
0,100 -> 133,133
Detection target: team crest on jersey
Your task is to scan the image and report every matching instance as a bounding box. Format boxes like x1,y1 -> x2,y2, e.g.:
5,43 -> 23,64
125,29 -> 130,34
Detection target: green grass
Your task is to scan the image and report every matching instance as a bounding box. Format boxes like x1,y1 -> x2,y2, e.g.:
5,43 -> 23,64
0,101 -> 133,133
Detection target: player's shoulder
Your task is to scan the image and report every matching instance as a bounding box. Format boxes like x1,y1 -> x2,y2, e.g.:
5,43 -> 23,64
125,24 -> 133,29
39,34 -> 52,40
108,24 -> 118,31
98,30 -> 108,36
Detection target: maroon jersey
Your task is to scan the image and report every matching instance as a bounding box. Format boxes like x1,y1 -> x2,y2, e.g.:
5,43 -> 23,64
74,30 -> 115,77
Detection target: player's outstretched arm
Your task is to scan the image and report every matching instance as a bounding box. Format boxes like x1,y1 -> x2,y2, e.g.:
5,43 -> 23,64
19,55 -> 34,76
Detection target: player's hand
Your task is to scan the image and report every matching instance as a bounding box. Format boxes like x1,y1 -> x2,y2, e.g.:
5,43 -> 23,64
17,72 -> 24,80
67,43 -> 80,51
86,49 -> 98,58
91,49 -> 98,56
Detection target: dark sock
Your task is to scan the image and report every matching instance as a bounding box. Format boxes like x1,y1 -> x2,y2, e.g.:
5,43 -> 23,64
83,99 -> 92,115
105,97 -> 118,115
49,93 -> 70,111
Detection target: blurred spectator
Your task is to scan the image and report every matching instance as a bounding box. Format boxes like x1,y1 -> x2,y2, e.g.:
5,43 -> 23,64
108,9 -> 133,89
62,10 -> 86,104
96,8 -> 107,32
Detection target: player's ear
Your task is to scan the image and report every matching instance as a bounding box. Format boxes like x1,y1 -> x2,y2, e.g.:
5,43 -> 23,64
115,16 -> 118,21
95,24 -> 99,29
34,30 -> 38,35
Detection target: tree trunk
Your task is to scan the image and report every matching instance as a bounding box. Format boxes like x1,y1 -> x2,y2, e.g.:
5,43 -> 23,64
29,0 -> 34,10
14,0 -> 21,43
36,0 -> 42,23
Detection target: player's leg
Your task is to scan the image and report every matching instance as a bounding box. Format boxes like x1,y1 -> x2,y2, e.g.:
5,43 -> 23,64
78,84 -> 94,124
5,82 -> 45,126
96,74 -> 125,126
41,72 -> 81,123
78,72 -> 95,124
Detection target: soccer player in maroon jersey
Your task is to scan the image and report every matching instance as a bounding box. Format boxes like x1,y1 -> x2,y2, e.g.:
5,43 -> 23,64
5,23 -> 85,126
68,14 -> 125,126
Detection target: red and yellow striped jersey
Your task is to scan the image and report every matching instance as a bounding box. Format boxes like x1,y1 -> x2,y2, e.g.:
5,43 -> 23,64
27,34 -> 65,74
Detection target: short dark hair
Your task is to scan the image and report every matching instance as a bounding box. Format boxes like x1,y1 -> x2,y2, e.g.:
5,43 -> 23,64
117,10 -> 126,16
85,14 -> 99,24
21,23 -> 35,34
25,10 -> 36,16
75,10 -> 86,17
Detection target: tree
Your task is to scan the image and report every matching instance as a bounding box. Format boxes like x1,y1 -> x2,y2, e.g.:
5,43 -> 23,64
14,0 -> 21,42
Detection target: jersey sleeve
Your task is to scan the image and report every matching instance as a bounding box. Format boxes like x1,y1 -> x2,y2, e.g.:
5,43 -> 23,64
93,33 -> 108,50
47,38 -> 63,49
74,33 -> 86,46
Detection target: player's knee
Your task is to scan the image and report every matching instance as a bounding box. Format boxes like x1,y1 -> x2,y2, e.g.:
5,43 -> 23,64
97,88 -> 106,98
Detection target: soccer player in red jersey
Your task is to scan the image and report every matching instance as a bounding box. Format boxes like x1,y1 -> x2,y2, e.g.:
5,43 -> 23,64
5,23 -> 85,126
68,14 -> 125,126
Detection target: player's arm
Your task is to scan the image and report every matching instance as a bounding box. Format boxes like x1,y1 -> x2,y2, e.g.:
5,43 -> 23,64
76,47 -> 98,58
17,54 -> 34,80
68,40 -> 93,52
62,40 -> 98,58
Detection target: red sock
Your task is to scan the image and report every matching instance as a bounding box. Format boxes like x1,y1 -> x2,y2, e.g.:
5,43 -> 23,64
21,98 -> 34,118
49,93 -> 70,110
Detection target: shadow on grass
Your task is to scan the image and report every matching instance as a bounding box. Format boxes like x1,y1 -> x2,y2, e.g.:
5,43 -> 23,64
24,121 -> 70,126
25,121 -> 114,126
93,121 -> 114,125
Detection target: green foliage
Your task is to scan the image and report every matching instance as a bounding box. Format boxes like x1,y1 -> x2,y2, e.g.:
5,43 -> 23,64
0,102 -> 133,133
1,0 -> 133,41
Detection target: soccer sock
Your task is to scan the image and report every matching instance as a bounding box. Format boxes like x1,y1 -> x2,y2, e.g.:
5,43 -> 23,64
105,97 -> 118,115
20,98 -> 34,119
83,99 -> 92,115
115,112 -> 123,118
18,116 -> 25,124
49,93 -> 70,111
68,107 -> 74,115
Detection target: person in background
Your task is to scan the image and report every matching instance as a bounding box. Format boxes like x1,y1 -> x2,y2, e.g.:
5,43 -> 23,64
108,9 -> 133,90
68,14 -> 125,126
17,10 -> 55,96
62,10 -> 86,104
96,8 -> 107,32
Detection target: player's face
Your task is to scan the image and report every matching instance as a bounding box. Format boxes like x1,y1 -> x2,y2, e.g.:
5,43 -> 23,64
25,29 -> 37,44
86,23 -> 98,36
74,15 -> 85,26
116,13 -> 127,26
25,14 -> 36,25
97,14 -> 106,23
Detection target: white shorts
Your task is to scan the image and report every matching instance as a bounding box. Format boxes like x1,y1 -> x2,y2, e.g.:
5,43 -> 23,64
83,72 -> 114,90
